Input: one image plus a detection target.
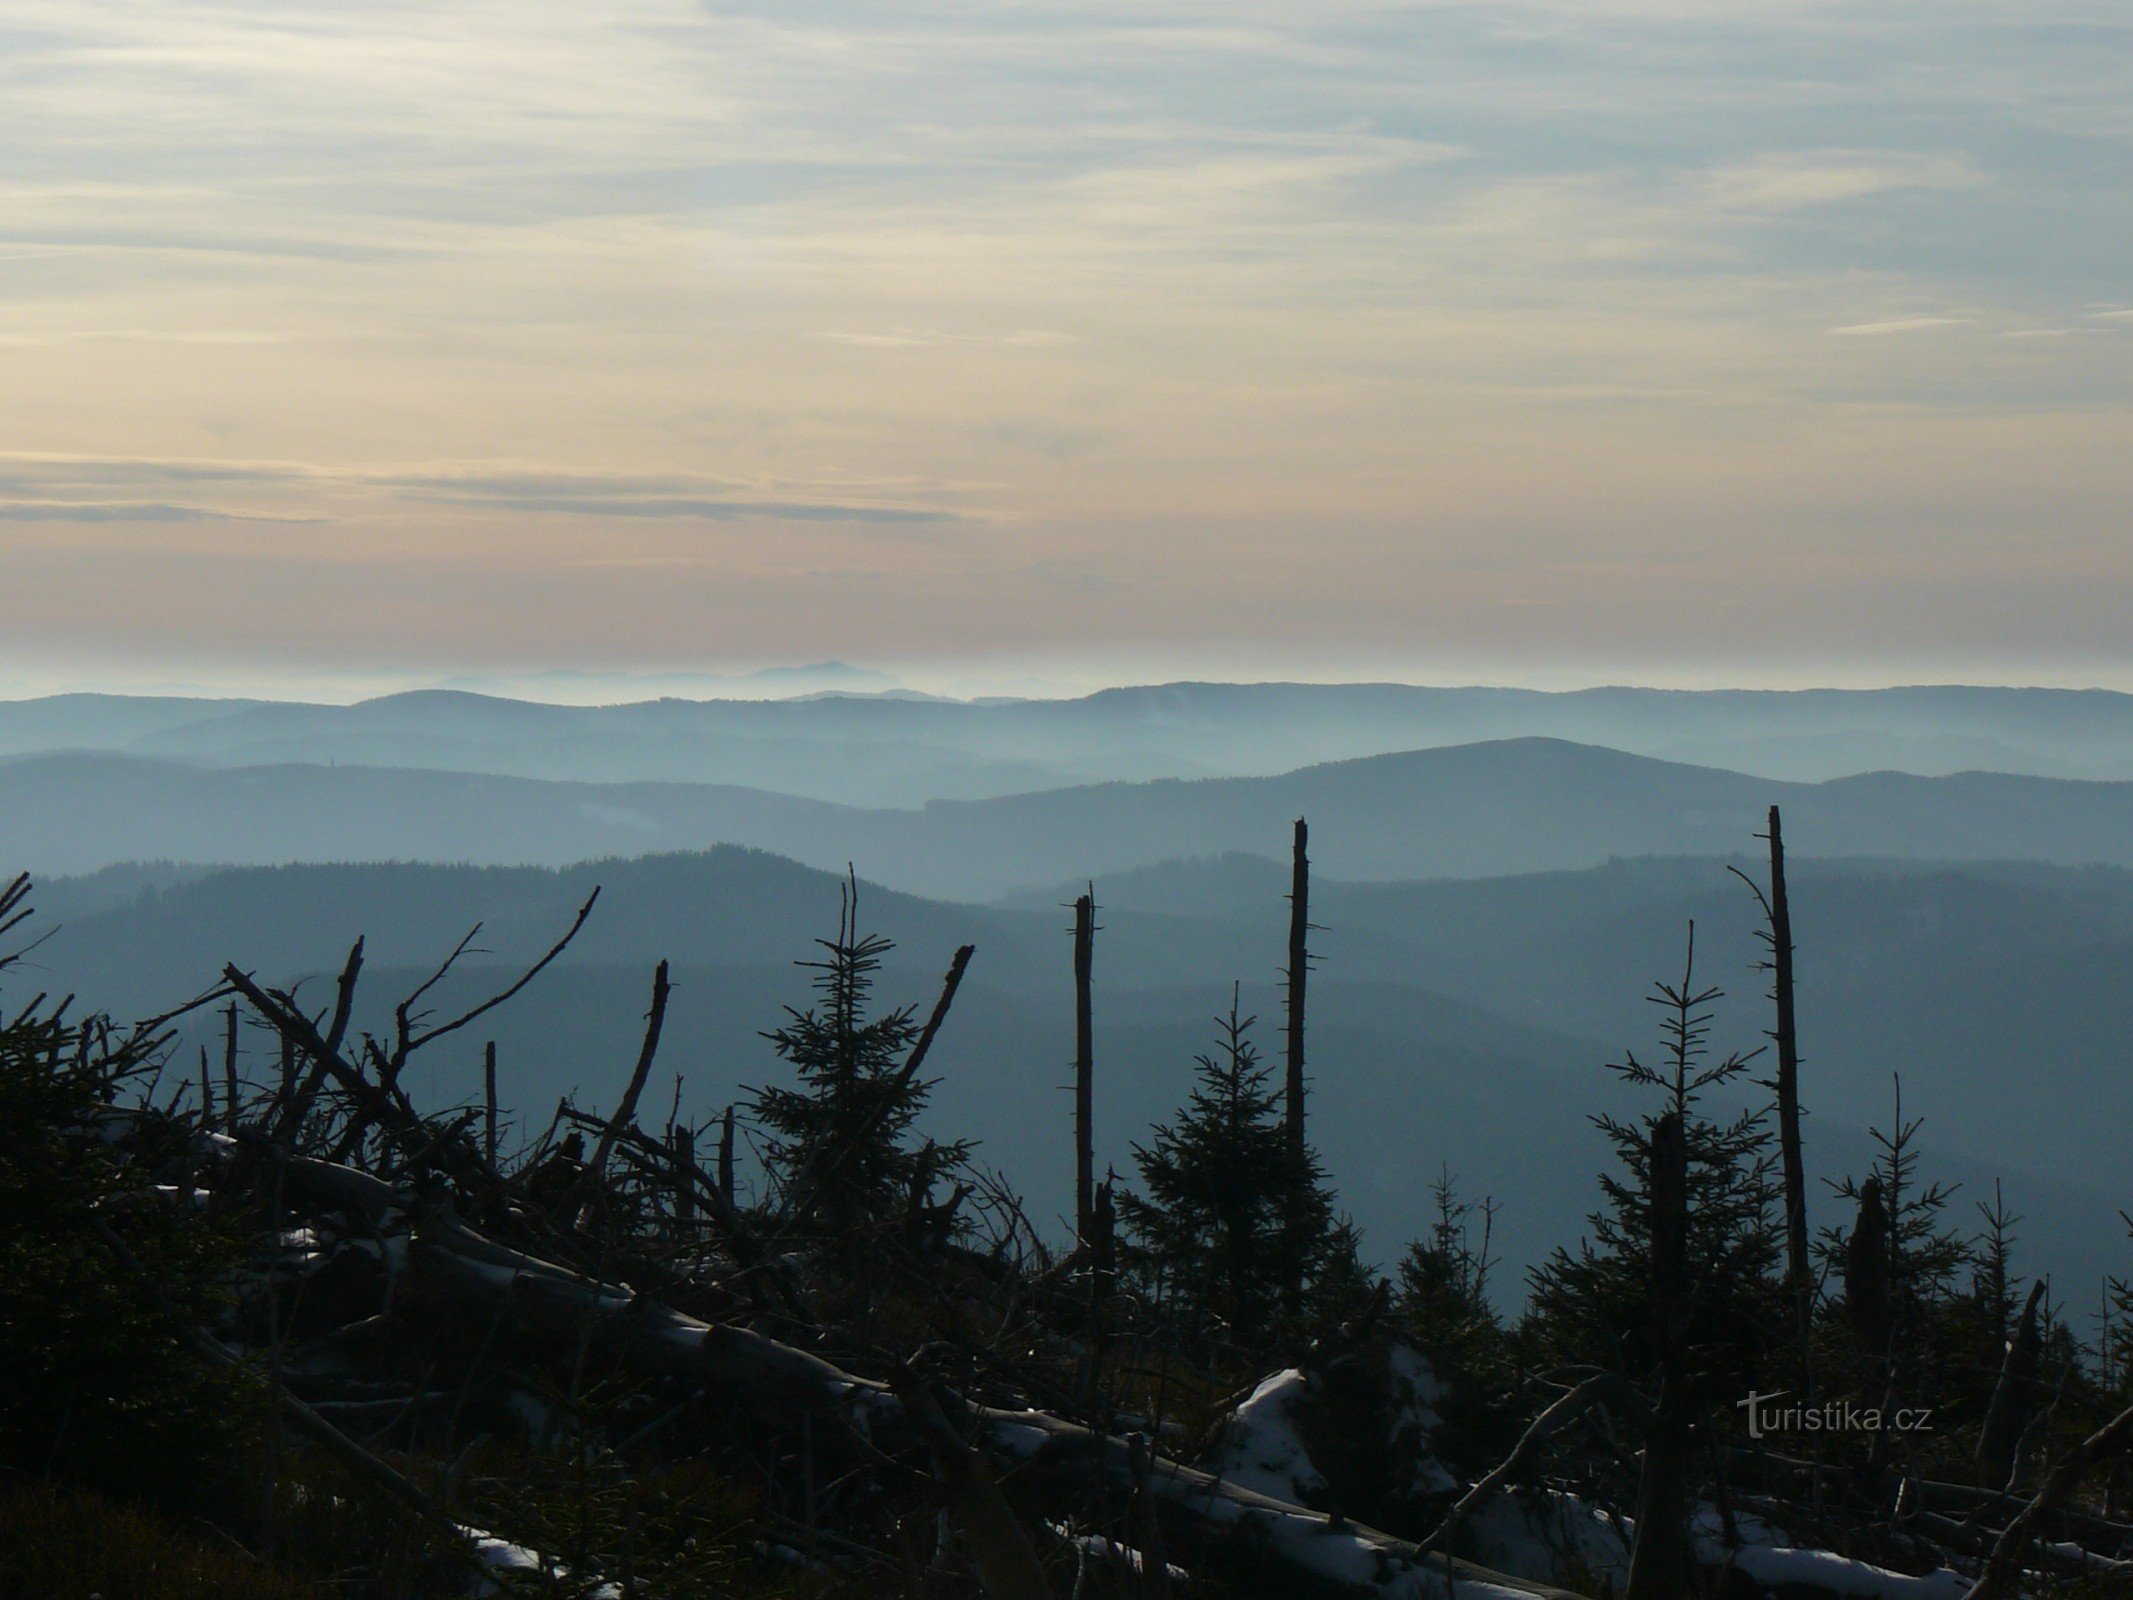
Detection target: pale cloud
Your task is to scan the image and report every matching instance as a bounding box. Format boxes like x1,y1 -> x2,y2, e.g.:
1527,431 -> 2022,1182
1,0 -> 2130,688
1705,152 -> 1981,211
1827,316 -> 1974,337
0,500 -> 313,524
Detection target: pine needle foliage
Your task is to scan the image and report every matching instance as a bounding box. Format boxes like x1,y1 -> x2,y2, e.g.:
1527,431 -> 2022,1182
0,1000 -> 266,1514
1119,987 -> 1366,1361
1525,926 -> 1787,1389
749,876 -> 969,1239
1394,1167 -> 1503,1375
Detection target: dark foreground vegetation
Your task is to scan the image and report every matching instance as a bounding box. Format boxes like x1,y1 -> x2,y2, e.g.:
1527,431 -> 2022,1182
5,807 -> 2133,1600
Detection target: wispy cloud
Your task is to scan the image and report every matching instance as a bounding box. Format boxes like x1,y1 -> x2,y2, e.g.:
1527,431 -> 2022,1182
1,1 -> 2130,683
0,454 -> 956,526
1705,152 -> 1980,212
0,500 -> 315,523
1827,316 -> 1973,337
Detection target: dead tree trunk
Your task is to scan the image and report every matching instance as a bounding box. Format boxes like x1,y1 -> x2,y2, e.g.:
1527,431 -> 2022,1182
483,1040 -> 498,1168
1766,807 -> 1811,1339
1846,1176 -> 1891,1392
398,1208 -> 1579,1600
1977,1278 -> 2049,1491
581,960 -> 672,1201
1073,889 -> 1095,1245
224,1001 -> 240,1134
1284,818 -> 1309,1162
1626,1110 -> 1692,1600
718,1105 -> 736,1211
672,1123 -> 696,1226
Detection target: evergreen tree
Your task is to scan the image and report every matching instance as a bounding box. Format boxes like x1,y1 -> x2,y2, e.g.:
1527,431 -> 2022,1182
1525,928 -> 1787,1391
1119,987 -> 1365,1360
1818,1078 -> 1978,1456
0,876 -> 265,1513
1394,1167 -> 1502,1374
749,878 -> 967,1241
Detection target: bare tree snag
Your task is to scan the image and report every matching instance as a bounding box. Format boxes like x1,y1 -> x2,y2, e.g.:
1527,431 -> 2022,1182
483,1039 -> 498,1168
269,935 -> 364,1139
224,1001 -> 239,1134
718,1104 -> 736,1211
1284,817 -> 1309,1161
1733,805 -> 1811,1379
584,959 -> 672,1194
672,1123 -> 695,1224
1977,1278 -> 2050,1492
1073,889 -> 1095,1244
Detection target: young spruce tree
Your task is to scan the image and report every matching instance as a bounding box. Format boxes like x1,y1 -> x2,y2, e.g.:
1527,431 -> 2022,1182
1526,927 -> 1787,1393
750,877 -> 967,1243
1119,986 -> 1365,1361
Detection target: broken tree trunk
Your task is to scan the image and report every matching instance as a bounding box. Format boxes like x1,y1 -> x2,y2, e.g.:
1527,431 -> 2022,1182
484,1040 -> 498,1168
1976,1278 -> 2050,1492
718,1105 -> 736,1211
1073,890 -> 1095,1244
1284,817 -> 1308,1162
224,1001 -> 240,1135
267,936 -> 364,1140
583,959 -> 672,1195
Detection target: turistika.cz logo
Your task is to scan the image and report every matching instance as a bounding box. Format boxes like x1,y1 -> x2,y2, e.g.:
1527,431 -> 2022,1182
1737,1391 -> 1934,1441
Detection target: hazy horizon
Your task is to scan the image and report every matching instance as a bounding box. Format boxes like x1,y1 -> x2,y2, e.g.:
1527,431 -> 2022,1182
15,661 -> 2133,708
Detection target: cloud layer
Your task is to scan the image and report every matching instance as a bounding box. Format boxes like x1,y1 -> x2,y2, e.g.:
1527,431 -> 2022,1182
1,0 -> 2128,692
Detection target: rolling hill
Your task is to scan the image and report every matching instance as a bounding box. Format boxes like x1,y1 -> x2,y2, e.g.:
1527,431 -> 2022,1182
13,739 -> 2133,896
8,680 -> 2133,807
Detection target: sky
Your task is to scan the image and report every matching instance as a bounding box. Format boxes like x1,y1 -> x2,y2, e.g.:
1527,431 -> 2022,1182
1,0 -> 2129,700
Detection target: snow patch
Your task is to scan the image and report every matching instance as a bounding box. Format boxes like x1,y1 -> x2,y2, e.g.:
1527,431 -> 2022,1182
1212,1369 -> 1326,1502
1727,1546 -> 1970,1599
459,1524 -> 621,1598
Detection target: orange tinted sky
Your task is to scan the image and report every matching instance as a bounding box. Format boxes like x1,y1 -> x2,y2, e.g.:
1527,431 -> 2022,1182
2,2 -> 2129,698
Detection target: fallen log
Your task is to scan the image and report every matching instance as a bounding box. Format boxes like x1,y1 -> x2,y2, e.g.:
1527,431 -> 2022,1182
399,1214 -> 1579,1600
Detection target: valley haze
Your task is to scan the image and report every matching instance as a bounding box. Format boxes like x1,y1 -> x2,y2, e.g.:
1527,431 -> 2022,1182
4,678 -> 2127,1303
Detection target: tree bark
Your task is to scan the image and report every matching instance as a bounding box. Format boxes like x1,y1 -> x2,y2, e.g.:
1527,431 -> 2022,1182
1284,818 -> 1309,1162
1073,891 -> 1095,1244
1766,807 -> 1811,1346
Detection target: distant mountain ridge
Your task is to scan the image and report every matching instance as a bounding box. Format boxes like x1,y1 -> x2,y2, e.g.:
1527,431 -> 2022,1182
6,680 -> 2133,807
11,737 -> 2133,895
